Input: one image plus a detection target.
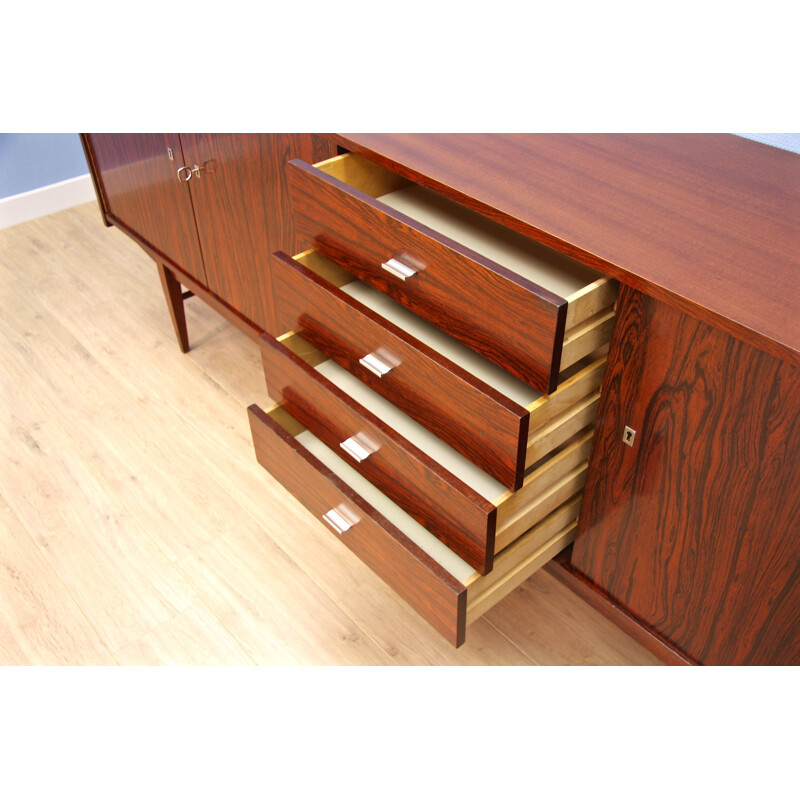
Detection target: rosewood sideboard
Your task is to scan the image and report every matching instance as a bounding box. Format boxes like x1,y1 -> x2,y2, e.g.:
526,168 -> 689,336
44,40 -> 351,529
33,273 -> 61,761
81,133 -> 800,664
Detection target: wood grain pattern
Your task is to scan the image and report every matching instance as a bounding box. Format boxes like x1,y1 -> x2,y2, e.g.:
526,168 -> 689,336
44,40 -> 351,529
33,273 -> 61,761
288,157 -> 567,393
0,495 -> 116,666
332,578 -> 535,665
571,286 -> 800,665
270,250 -> 529,489
334,133 -> 800,370
156,262 -> 190,352
248,405 -> 468,647
180,134 -> 334,333
2,208 -> 390,665
491,565 -> 666,666
0,337 -> 199,654
173,520 -> 393,667
85,133 -> 208,284
468,498 -> 583,622
545,551 -> 693,665
527,392 -> 600,464
114,604 -> 256,666
495,462 -> 589,551
259,335 -> 498,573
151,253 -> 262,344
74,149 -> 262,353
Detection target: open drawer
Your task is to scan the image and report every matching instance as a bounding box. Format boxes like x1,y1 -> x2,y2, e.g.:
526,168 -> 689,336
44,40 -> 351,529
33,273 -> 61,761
248,403 -> 580,647
270,249 -> 609,491
287,151 -> 617,394
260,332 -> 596,574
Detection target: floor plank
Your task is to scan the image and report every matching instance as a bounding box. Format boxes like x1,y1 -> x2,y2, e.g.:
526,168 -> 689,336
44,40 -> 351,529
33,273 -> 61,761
336,578 -> 536,665
0,495 -> 117,666
0,390 -> 198,654
176,527 -> 395,666
0,275 -> 260,564
114,604 -> 256,666
483,570 -> 664,666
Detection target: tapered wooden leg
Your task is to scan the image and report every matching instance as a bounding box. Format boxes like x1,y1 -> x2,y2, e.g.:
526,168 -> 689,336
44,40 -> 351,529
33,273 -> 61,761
156,262 -> 190,353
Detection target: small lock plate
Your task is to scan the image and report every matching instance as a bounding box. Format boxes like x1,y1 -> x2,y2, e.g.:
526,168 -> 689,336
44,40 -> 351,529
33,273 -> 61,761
623,426 -> 636,447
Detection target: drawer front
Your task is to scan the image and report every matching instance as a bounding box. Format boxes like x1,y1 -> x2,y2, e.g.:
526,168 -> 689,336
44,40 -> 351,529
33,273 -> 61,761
270,250 -> 529,490
260,335 -> 498,574
248,405 -> 468,646
288,158 -> 567,394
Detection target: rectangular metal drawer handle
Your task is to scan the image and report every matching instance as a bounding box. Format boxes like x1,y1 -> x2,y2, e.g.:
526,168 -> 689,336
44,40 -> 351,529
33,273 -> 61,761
322,508 -> 353,535
381,258 -> 417,281
359,352 -> 395,377
339,435 -> 376,463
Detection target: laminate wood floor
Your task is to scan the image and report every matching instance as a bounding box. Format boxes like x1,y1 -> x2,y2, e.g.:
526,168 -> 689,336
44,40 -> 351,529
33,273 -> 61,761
0,203 -> 662,665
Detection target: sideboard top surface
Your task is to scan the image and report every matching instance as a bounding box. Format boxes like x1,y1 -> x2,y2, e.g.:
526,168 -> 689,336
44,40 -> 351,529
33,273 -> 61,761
335,133 -> 800,369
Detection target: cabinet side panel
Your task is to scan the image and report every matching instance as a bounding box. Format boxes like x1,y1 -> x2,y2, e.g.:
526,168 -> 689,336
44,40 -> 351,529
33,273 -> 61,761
80,134 -> 110,226
87,133 -> 208,284
181,134 -> 335,333
572,287 -> 800,665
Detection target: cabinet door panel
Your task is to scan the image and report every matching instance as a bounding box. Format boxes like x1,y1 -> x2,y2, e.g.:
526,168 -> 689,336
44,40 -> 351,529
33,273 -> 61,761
572,287 -> 800,665
180,133 -> 335,332
86,133 -> 207,284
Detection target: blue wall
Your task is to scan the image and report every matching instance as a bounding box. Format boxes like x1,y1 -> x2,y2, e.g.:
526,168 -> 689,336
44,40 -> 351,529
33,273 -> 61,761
0,133 -> 89,199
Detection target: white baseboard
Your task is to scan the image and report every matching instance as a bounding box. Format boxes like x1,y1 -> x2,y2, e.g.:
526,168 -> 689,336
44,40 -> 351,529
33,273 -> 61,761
0,174 -> 96,230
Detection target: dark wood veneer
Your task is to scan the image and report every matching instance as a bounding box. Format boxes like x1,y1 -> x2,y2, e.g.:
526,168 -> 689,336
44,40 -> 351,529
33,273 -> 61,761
180,134 -> 334,333
545,552 -> 694,665
103,213 -> 263,344
571,286 -> 800,665
248,405 -> 467,646
334,133 -> 800,370
85,133 -> 208,285
156,263 -> 189,353
83,133 -> 336,346
270,251 -> 529,490
79,134 -> 111,227
260,335 -> 497,574
288,157 -> 567,394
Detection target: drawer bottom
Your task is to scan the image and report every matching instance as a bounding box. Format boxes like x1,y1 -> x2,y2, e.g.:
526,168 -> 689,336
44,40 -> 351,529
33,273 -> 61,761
248,403 -> 579,647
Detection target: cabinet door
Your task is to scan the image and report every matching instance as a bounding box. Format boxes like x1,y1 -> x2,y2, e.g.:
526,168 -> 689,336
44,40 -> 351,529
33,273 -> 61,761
86,133 -> 207,284
179,133 -> 335,332
571,286 -> 800,665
